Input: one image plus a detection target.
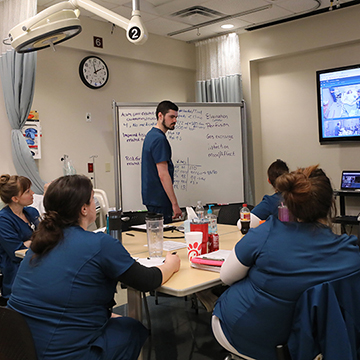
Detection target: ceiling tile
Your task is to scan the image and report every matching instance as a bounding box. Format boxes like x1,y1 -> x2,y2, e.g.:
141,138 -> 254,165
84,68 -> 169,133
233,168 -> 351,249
32,0 -> 360,43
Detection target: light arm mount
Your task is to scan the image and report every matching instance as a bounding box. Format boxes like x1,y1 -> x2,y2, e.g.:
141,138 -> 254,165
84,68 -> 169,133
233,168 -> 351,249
5,0 -> 148,53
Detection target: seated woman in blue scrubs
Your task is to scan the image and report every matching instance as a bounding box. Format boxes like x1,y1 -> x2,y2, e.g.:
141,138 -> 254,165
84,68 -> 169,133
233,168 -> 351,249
0,174 -> 39,304
237,159 -> 289,231
8,174 -> 180,360
213,165 -> 360,360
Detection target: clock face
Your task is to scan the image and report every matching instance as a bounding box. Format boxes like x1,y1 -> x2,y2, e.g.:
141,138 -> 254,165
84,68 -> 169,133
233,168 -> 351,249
79,56 -> 109,89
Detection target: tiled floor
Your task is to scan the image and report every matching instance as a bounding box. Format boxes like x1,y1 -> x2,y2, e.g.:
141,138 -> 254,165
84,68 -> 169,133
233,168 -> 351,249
113,290 -> 229,360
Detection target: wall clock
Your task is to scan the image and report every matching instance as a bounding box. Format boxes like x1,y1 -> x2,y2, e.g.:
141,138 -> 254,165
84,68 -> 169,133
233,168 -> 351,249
79,55 -> 109,89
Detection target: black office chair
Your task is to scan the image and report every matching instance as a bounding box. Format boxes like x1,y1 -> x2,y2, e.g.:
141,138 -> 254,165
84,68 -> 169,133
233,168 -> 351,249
217,203 -> 254,225
0,307 -> 38,360
121,211 -> 149,231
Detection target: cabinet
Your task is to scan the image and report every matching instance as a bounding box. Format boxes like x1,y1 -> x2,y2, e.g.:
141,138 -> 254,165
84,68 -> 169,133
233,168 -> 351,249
333,190 -> 360,236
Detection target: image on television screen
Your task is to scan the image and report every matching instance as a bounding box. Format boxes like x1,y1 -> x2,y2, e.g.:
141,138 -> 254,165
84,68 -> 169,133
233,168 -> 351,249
317,64 -> 360,143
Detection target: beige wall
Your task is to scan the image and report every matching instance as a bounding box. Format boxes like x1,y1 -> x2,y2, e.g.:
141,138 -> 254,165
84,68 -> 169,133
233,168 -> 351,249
239,5 -> 360,213
3,5 -> 360,213
29,16 -> 196,207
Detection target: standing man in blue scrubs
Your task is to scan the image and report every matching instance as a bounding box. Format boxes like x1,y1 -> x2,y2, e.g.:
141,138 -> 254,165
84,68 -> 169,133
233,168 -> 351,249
141,100 -> 182,224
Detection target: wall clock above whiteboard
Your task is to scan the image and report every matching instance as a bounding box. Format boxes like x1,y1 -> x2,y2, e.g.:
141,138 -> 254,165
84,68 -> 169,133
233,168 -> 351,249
79,55 -> 109,89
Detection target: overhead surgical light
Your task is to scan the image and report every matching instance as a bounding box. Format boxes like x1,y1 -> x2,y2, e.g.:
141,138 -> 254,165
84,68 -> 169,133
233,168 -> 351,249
4,0 -> 148,53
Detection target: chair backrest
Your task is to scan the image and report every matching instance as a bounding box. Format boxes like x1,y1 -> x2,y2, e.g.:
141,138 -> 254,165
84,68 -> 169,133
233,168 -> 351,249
217,203 -> 254,225
0,307 -> 38,360
94,189 -> 110,228
286,269 -> 360,360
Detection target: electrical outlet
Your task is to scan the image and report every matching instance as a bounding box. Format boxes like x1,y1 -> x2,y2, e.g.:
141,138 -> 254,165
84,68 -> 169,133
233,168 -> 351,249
86,112 -> 91,122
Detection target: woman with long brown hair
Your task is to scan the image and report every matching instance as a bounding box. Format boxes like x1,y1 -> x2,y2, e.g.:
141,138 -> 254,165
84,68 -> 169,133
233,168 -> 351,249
0,174 -> 39,303
8,174 -> 180,360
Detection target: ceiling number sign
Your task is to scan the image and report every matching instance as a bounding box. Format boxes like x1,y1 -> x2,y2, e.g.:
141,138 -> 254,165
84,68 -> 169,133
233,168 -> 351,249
93,36 -> 103,48
128,27 -> 141,41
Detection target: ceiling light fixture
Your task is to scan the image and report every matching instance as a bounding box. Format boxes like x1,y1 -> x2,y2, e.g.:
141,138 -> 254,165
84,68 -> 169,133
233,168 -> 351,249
3,0 -> 148,53
221,24 -> 234,29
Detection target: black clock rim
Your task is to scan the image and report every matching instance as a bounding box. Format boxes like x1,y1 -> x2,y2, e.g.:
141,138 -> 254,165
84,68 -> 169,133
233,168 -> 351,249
79,55 -> 109,89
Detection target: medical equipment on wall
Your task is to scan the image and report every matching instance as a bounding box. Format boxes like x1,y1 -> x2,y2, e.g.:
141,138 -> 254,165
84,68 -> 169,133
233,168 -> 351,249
61,154 -> 76,176
88,155 -> 98,188
4,0 -> 148,53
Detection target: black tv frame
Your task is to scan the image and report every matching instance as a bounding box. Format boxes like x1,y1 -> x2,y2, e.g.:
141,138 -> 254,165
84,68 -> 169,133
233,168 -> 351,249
317,63 -> 360,144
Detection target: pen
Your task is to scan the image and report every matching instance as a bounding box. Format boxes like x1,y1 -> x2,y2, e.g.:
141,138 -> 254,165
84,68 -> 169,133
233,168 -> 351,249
201,257 -> 224,261
172,251 -> 177,255
126,233 -> 135,237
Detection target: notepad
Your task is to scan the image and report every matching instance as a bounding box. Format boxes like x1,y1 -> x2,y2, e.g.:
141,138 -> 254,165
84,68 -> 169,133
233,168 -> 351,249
136,257 -> 165,267
143,241 -> 187,251
190,250 -> 231,272
163,241 -> 187,251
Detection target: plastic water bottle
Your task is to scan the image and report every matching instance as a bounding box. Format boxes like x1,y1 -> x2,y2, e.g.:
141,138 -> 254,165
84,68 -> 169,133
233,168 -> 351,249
195,200 -> 205,219
206,204 -> 219,252
240,204 -> 251,235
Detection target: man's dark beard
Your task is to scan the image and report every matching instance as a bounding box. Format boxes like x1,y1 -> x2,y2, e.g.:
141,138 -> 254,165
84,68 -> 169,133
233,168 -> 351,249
162,120 -> 175,131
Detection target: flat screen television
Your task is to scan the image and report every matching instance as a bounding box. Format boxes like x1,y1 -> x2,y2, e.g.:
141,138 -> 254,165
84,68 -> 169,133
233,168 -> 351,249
317,64 -> 360,144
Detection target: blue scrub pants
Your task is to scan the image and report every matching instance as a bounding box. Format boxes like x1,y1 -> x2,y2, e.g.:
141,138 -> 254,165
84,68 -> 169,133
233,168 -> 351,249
146,205 -> 173,224
91,317 -> 149,360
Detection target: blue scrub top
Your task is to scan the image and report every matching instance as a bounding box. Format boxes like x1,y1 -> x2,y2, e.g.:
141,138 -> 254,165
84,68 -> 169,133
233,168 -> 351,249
251,192 -> 282,220
8,226 -> 135,360
141,127 -> 174,208
0,205 -> 39,298
213,216 -> 360,360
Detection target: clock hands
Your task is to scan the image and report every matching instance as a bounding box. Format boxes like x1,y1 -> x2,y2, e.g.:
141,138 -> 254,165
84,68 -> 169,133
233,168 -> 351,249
94,66 -> 105,74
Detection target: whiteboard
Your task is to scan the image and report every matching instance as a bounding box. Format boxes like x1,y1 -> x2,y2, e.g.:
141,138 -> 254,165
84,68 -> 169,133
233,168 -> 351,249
113,102 -> 244,211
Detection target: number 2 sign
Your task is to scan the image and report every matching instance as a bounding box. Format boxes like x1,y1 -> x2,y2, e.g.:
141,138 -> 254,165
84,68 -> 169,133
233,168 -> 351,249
128,26 -> 141,40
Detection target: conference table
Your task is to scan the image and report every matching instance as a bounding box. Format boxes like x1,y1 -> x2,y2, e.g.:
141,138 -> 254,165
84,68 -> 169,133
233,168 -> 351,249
122,223 -> 241,360
124,223 -> 241,319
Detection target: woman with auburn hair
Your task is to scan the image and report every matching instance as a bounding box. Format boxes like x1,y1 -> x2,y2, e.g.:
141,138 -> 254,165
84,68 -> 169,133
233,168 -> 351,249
8,174 -> 180,360
0,174 -> 39,303
212,165 -> 360,360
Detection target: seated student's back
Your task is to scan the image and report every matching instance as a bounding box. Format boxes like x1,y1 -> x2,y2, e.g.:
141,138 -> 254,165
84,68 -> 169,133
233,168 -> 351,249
238,159 -> 289,231
214,165 -> 360,360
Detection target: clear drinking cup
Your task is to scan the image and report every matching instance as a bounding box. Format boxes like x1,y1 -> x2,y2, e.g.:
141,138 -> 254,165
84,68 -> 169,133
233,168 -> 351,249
145,213 -> 164,257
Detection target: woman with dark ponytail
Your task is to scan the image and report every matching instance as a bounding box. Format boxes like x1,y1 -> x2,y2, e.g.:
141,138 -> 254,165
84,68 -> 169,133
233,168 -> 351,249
212,165 -> 360,360
0,174 -> 39,303
8,175 -> 180,360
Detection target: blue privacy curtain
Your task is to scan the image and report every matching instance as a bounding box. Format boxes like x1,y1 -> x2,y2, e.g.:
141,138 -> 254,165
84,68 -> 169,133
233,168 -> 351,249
0,0 -> 45,194
195,34 -> 254,205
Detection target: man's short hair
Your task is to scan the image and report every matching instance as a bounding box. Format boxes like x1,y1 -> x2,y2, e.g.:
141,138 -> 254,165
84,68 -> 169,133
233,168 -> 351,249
156,100 -> 178,120
268,159 -> 289,187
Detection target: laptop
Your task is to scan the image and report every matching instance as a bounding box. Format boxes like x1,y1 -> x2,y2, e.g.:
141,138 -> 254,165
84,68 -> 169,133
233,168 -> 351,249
340,170 -> 360,191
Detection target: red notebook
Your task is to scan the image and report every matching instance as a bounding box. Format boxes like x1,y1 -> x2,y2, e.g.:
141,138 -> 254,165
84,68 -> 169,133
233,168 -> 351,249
191,257 -> 224,267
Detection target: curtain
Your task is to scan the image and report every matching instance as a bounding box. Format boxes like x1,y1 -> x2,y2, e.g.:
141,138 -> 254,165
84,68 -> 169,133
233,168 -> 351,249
195,34 -> 254,205
0,0 -> 45,194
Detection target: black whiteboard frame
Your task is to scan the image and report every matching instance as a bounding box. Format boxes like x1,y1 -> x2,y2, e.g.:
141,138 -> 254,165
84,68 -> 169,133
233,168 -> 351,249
113,101 -> 245,211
